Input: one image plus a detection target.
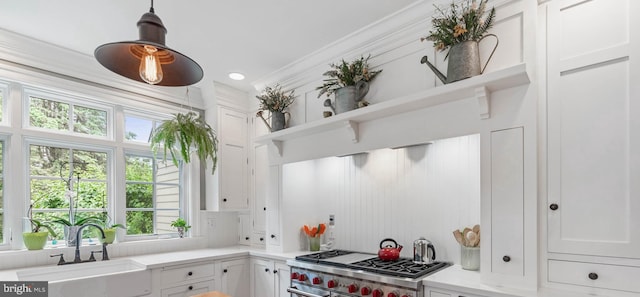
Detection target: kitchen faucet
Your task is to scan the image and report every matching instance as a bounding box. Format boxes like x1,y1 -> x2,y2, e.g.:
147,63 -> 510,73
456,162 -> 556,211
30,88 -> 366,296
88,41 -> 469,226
73,223 -> 109,263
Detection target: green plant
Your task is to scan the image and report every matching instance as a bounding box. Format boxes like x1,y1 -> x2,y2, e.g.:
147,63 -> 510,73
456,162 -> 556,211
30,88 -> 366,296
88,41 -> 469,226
316,55 -> 382,98
52,216 -> 102,227
256,84 -> 295,112
26,204 -> 57,236
170,218 -> 191,231
149,112 -> 219,174
421,0 -> 495,54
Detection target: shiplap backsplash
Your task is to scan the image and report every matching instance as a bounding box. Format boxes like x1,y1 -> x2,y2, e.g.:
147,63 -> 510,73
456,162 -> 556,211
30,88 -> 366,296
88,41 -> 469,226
282,134 -> 480,263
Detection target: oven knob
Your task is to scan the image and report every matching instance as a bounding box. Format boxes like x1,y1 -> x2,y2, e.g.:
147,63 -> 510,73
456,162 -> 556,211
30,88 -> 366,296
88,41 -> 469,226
348,284 -> 359,293
298,274 -> 308,281
387,292 -> 398,297
327,279 -> 338,288
312,276 -> 322,285
361,286 -> 371,296
372,289 -> 383,297
290,272 -> 299,280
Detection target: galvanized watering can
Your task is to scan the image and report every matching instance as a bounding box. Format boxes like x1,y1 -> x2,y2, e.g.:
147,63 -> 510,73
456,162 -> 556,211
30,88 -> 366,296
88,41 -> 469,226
421,34 -> 499,84
256,110 -> 290,132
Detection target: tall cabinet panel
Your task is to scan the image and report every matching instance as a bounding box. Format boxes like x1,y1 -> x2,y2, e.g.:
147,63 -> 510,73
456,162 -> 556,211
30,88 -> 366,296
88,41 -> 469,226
217,107 -> 248,210
547,0 -> 640,258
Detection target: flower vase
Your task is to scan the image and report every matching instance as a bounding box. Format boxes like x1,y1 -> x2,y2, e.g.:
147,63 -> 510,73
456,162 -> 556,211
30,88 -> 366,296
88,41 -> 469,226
308,235 -> 321,251
64,225 -> 80,247
460,246 -> 480,270
177,227 -> 185,238
334,81 -> 369,114
271,111 -> 286,132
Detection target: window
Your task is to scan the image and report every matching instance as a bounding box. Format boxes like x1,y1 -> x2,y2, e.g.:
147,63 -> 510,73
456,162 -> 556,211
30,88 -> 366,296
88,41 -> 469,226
29,144 -> 108,241
125,154 -> 181,236
0,141 -> 4,244
28,94 -> 109,137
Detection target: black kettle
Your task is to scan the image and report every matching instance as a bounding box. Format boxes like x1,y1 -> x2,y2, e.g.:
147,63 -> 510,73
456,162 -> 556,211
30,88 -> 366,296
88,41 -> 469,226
413,237 -> 436,264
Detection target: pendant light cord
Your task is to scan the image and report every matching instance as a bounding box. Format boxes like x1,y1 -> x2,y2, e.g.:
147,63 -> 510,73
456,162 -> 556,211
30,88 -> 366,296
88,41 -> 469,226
149,0 -> 155,13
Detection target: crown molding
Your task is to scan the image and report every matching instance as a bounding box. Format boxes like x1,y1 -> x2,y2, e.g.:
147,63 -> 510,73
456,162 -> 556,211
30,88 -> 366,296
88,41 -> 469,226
0,27 -> 205,109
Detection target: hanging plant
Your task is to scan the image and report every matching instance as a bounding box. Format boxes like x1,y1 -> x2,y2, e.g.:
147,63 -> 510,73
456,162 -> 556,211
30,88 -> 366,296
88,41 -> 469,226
149,112 -> 219,174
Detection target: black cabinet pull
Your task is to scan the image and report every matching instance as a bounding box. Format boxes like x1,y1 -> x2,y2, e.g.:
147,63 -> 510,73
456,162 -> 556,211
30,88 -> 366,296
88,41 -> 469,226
188,286 -> 193,290
263,207 -> 266,211
223,269 -> 228,273
503,256 -> 511,262
223,198 -> 228,202
265,268 -> 270,272
245,236 -> 250,240
260,237 -> 264,241
187,271 -> 193,276
271,234 -> 276,239
588,273 -> 598,280
549,203 -> 559,211
273,270 -> 278,274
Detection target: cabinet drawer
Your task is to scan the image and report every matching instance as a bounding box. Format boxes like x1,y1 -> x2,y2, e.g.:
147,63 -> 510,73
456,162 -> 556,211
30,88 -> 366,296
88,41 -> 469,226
549,260 -> 640,293
161,262 -> 215,286
161,280 -> 215,297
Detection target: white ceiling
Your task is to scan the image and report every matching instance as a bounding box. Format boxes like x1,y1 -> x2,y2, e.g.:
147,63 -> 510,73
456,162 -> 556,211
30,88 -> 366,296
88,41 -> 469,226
0,0 -> 417,92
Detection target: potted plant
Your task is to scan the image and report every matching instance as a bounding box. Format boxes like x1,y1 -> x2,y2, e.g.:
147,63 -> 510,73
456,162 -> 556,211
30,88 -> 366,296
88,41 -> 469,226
149,112 -> 218,174
255,84 -> 295,132
170,218 -> 191,238
420,0 -> 497,84
96,214 -> 125,244
23,204 -> 57,250
316,55 -> 382,114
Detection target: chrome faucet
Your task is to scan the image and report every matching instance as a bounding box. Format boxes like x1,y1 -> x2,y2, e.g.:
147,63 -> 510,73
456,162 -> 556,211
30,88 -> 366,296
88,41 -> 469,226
73,223 -> 109,263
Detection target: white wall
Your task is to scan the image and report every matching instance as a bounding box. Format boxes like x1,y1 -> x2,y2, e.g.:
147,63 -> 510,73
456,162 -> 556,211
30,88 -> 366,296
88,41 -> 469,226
281,134 -> 480,263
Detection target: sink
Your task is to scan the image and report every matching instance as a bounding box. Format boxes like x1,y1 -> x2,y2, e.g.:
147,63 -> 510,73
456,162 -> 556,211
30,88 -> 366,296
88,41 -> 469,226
17,259 -> 151,297
17,258 -> 145,281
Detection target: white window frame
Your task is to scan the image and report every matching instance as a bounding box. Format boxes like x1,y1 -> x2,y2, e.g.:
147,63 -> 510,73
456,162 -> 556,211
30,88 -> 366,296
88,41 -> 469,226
22,87 -> 114,141
0,137 -> 6,249
0,81 -> 8,127
123,109 -> 172,145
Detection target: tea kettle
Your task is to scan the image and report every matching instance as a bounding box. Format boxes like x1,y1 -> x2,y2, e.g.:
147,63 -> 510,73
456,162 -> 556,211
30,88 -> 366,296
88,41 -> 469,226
413,237 -> 436,264
378,238 -> 403,261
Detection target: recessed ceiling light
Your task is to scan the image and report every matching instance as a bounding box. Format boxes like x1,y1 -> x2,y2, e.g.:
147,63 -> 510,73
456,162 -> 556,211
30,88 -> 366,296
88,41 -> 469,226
228,72 -> 245,80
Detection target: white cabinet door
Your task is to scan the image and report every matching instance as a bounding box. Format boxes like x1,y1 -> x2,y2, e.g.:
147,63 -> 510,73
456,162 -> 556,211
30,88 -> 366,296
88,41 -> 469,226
251,258 -> 275,297
161,280 -> 215,297
221,258 -> 250,297
274,261 -> 291,297
218,107 -> 248,210
490,128 -> 524,276
266,165 -> 281,246
238,213 -> 251,245
253,144 -> 268,232
547,0 -> 640,258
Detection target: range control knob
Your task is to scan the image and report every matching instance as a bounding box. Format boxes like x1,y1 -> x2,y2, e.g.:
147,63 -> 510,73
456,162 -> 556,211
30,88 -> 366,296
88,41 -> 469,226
298,274 -> 307,281
327,279 -> 338,288
387,292 -> 398,297
361,286 -> 371,295
290,272 -> 299,280
372,289 -> 383,297
312,276 -> 322,285
348,284 -> 359,294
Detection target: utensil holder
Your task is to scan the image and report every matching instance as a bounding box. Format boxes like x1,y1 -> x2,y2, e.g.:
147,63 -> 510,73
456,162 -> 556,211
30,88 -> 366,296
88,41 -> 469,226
308,236 -> 321,251
460,246 -> 480,270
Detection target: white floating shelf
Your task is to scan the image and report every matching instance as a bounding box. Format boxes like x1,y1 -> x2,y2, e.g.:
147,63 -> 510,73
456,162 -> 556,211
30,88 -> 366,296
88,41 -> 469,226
255,63 -> 529,150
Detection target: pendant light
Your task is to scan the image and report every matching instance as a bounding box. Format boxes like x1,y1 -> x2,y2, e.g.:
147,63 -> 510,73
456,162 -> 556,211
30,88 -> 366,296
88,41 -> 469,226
94,0 -> 203,86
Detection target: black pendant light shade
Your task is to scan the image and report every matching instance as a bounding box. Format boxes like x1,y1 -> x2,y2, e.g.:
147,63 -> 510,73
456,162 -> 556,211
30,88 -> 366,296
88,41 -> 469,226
94,2 -> 203,86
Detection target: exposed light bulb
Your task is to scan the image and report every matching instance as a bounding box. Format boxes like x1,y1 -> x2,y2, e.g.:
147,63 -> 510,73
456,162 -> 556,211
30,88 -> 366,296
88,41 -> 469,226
139,45 -> 163,84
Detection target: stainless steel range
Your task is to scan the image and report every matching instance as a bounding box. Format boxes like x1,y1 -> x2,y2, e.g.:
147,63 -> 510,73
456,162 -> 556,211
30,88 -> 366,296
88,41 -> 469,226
287,250 -> 450,297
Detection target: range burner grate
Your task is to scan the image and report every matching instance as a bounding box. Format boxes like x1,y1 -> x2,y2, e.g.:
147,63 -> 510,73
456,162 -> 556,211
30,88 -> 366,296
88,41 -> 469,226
295,250 -> 354,262
349,258 -> 450,278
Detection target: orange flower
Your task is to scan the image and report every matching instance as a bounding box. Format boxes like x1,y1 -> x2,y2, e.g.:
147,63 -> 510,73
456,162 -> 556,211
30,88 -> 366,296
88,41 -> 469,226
453,24 -> 468,38
302,223 -> 327,237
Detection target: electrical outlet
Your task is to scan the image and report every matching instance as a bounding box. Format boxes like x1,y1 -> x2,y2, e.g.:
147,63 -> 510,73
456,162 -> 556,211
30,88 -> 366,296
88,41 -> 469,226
207,218 -> 216,229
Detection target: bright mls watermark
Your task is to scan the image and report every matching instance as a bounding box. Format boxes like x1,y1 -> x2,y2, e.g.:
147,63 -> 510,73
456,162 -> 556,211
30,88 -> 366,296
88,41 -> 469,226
0,282 -> 47,297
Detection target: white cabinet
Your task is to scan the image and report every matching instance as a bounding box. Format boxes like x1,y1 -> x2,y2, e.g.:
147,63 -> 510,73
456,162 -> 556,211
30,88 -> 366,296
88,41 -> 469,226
489,127 -> 524,276
544,0 -> 640,293
238,213 -> 251,245
266,165 -> 281,247
217,106 -> 249,210
250,258 -> 290,297
221,258 -> 250,297
425,287 -> 488,297
253,143 -> 268,233
156,261 -> 216,297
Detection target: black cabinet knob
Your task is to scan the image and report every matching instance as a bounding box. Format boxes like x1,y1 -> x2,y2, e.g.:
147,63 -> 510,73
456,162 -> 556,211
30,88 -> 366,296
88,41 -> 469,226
260,237 -> 264,241
273,270 -> 278,274
187,271 -> 193,276
188,286 -> 193,290
263,207 -> 267,211
503,256 -> 511,262
223,269 -> 228,273
271,234 -> 276,239
265,268 -> 270,272
245,236 -> 250,240
223,198 -> 228,202
549,203 -> 559,211
588,273 -> 598,280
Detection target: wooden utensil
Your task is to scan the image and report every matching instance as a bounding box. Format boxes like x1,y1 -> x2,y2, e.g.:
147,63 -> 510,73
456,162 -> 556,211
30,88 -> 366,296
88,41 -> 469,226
453,230 -> 464,246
